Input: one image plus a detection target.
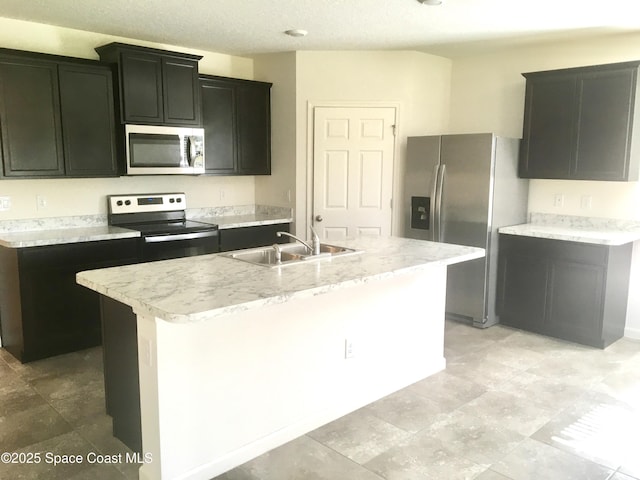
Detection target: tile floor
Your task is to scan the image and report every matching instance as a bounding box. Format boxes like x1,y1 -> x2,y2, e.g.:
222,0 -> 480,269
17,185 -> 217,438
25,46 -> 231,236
1,320 -> 639,480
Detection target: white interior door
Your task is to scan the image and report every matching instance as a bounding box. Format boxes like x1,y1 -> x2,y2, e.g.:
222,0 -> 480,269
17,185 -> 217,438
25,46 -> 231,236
312,106 -> 396,241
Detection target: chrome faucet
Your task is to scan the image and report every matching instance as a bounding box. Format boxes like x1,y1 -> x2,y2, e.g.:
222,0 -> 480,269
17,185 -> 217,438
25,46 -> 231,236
309,225 -> 321,255
276,226 -> 321,255
272,243 -> 282,263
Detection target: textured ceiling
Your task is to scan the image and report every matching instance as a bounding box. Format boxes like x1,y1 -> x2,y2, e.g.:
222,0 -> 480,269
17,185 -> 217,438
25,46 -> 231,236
1,0 -> 640,57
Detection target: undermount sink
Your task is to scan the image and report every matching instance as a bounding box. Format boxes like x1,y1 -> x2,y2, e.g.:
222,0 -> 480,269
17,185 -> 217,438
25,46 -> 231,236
222,243 -> 362,267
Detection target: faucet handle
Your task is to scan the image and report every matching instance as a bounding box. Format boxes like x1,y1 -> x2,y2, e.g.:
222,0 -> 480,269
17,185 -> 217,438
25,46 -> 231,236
309,225 -> 320,255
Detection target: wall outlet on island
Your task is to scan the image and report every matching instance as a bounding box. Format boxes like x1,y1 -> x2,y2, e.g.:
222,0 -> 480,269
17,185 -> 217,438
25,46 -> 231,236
344,338 -> 356,359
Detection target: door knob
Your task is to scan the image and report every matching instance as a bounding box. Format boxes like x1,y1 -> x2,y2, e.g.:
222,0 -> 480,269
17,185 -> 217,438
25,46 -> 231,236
315,215 -> 323,222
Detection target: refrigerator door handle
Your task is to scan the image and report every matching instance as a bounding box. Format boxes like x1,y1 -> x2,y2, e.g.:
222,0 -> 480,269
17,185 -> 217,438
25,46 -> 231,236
434,164 -> 446,242
430,164 -> 439,240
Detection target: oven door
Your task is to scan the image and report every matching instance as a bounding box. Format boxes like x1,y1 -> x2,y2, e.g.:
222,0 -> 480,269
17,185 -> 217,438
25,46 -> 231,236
141,230 -> 220,261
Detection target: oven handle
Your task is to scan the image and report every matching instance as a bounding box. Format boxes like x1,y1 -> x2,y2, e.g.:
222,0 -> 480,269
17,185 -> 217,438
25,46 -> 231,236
143,230 -> 219,243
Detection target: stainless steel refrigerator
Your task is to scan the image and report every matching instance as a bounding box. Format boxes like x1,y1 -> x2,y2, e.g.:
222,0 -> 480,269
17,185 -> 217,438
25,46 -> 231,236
403,133 -> 528,328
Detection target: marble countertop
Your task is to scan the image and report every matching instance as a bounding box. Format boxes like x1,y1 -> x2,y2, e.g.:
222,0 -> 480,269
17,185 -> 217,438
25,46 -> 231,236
498,213 -> 640,246
196,213 -> 292,230
499,223 -> 640,246
0,226 -> 140,248
0,209 -> 291,248
77,236 -> 485,324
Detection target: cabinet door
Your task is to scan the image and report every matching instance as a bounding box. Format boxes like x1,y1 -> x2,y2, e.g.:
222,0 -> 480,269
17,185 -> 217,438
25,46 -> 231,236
236,82 -> 271,175
519,74 -> 576,179
18,239 -> 139,362
162,57 -> 201,126
0,57 -> 65,177
120,51 -> 163,124
201,79 -> 237,174
496,238 -> 548,332
59,64 -> 119,177
574,68 -> 636,180
547,258 -> 605,346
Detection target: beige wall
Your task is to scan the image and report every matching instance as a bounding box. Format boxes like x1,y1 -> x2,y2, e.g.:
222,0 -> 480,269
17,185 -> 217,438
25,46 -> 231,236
293,50 -> 452,235
252,53 -> 297,215
0,17 -> 255,220
448,31 -> 640,221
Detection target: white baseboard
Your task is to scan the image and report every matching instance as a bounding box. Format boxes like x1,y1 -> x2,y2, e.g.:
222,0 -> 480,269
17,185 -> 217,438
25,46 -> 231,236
624,326 -> 640,340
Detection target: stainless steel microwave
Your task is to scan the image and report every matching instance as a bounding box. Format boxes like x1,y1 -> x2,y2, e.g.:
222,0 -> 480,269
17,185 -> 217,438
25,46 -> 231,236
125,125 -> 205,175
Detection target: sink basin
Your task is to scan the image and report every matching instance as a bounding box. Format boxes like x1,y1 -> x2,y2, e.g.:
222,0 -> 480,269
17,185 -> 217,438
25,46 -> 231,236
222,243 -> 362,267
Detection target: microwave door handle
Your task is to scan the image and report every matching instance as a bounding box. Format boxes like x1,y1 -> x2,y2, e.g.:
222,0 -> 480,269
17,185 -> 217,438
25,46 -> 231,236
187,136 -> 197,166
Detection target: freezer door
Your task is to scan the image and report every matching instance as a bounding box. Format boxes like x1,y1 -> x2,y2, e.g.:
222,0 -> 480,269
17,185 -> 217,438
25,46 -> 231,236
440,133 -> 495,324
403,136 -> 441,241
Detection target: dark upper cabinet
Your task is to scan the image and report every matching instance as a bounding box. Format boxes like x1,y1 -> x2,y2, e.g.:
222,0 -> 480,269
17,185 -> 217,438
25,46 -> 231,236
120,51 -> 163,123
496,234 -> 632,348
201,79 -> 236,174
236,82 -> 271,174
200,75 -> 272,175
519,61 -> 640,181
96,43 -> 202,126
519,74 -> 575,179
58,64 -> 119,177
0,56 -> 65,177
0,50 -> 119,178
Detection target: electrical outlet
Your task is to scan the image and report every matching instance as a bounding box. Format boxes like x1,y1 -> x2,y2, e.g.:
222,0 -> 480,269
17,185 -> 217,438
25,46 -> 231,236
581,195 -> 593,209
553,193 -> 564,208
344,338 -> 356,359
219,189 -> 226,201
36,195 -> 48,210
0,196 -> 11,211
140,336 -> 153,367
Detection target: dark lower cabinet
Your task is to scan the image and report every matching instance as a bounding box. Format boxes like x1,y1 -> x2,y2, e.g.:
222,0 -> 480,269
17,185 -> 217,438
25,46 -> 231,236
219,224 -> 290,252
101,296 -> 141,453
0,239 -> 138,363
496,234 -> 632,348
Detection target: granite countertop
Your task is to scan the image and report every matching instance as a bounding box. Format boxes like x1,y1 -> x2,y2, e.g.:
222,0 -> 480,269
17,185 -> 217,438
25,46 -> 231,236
77,236 -> 485,324
498,213 -> 640,246
0,206 -> 292,248
198,213 -> 293,230
0,226 -> 140,248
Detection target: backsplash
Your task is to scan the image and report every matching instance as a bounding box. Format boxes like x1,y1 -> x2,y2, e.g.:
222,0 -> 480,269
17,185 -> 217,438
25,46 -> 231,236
187,204 -> 292,219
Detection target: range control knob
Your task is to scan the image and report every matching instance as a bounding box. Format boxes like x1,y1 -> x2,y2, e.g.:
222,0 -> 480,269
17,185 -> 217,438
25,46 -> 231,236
125,200 -> 131,206
169,198 -> 175,203
116,200 -> 123,206
176,197 -> 182,203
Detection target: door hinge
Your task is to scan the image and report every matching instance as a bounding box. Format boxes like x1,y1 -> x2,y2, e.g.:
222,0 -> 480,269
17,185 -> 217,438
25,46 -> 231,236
391,124 -> 397,137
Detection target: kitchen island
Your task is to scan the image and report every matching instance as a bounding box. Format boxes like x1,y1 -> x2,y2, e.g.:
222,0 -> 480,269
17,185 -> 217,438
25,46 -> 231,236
77,235 -> 484,480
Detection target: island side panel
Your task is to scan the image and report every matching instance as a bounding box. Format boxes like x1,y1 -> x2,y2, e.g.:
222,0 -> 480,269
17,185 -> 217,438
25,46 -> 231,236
138,265 -> 447,480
